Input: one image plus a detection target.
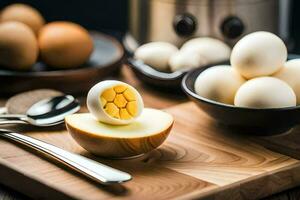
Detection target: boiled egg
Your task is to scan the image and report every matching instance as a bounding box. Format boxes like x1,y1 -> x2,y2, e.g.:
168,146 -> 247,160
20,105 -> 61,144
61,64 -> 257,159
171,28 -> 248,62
134,42 -> 178,71
87,80 -> 144,125
0,3 -> 45,35
66,109 -> 173,158
231,31 -> 287,79
168,50 -> 207,72
38,21 -> 93,68
0,21 -> 38,70
68,80 -> 173,158
234,77 -> 296,108
181,37 -> 231,64
194,65 -> 246,104
274,59 -> 300,104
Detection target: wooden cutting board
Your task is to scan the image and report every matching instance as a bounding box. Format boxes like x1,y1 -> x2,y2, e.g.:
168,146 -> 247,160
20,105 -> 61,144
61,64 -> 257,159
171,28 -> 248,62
1,102 -> 300,200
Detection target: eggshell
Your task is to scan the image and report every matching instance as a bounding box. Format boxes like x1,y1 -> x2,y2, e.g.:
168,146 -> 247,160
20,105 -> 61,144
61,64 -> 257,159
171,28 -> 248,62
134,42 -> 178,71
168,50 -> 207,72
194,65 -> 246,104
0,21 -> 38,70
0,3 -> 45,35
38,21 -> 93,68
274,59 -> 300,104
231,31 -> 287,79
181,37 -> 231,63
87,80 -> 144,125
234,77 -> 296,108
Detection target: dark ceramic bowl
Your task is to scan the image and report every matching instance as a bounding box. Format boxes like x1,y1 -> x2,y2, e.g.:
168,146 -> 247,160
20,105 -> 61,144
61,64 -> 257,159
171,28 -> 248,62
127,58 -> 187,89
124,36 -> 227,90
123,35 -> 185,89
0,32 -> 124,96
127,57 -> 227,91
182,61 -> 300,136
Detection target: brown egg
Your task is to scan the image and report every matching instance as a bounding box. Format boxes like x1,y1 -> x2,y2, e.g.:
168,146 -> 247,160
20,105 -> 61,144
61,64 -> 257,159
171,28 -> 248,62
0,3 -> 45,35
38,21 -> 94,68
0,21 -> 38,70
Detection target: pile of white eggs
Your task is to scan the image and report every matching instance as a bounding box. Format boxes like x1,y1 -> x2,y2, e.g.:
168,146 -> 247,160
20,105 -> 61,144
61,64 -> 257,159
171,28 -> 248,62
134,37 -> 231,72
195,31 -> 300,109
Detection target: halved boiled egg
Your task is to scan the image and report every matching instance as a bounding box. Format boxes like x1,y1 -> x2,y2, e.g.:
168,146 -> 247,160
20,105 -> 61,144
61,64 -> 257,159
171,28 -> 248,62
87,80 -> 144,125
65,108 -> 173,158
67,80 -> 174,158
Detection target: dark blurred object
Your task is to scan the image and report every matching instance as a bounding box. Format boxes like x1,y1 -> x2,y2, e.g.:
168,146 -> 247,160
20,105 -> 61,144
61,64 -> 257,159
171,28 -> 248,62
2,0 -> 300,54
126,0 -> 286,50
0,0 -> 128,38
291,0 -> 300,53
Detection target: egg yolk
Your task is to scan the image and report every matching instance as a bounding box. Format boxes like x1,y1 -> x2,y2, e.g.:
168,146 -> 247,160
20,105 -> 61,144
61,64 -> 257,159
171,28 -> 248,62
100,85 -> 138,120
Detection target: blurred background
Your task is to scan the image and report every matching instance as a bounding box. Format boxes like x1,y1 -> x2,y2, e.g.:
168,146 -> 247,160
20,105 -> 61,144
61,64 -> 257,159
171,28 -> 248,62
0,0 -> 128,39
0,0 -> 299,52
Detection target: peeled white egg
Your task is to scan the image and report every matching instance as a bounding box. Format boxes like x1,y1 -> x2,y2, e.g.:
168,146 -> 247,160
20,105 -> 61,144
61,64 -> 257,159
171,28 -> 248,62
168,50 -> 207,72
194,65 -> 246,104
231,31 -> 287,79
134,42 -> 178,71
274,59 -> 300,104
234,77 -> 296,108
87,80 -> 144,125
181,37 -> 231,64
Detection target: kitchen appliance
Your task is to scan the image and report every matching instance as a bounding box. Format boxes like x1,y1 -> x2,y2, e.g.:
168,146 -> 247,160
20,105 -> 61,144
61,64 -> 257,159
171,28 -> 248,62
124,0 -> 291,51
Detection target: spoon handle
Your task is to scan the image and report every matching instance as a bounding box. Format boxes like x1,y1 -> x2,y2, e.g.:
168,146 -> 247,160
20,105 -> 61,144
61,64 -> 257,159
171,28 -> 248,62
0,115 -> 28,125
0,120 -> 27,125
0,129 -> 132,184
0,114 -> 26,120
0,107 -> 7,114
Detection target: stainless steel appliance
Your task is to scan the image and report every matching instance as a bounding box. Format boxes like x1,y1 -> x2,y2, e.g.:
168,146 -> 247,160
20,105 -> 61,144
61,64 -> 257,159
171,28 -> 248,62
124,0 -> 291,51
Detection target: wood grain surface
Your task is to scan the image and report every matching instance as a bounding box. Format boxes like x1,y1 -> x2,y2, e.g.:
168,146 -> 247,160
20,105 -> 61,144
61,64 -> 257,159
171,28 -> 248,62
0,66 -> 300,200
0,101 -> 300,199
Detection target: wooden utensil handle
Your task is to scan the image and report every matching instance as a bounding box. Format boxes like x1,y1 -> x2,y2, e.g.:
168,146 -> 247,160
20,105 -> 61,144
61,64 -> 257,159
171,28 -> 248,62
0,129 -> 132,184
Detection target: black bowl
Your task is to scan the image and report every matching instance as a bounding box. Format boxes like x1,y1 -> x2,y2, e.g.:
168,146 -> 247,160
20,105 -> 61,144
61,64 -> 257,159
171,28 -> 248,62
182,63 -> 300,136
127,58 -> 187,89
127,57 -> 228,92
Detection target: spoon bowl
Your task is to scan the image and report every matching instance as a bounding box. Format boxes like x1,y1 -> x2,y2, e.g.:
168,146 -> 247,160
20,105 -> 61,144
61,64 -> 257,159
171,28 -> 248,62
0,89 -> 63,115
0,95 -> 80,126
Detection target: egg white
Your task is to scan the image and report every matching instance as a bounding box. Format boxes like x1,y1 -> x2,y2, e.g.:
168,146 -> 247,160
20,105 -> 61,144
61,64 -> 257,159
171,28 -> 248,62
87,80 -> 144,125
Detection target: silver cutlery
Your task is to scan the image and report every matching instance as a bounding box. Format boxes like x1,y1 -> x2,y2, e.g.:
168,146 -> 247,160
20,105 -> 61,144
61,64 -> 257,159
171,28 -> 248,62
0,129 -> 132,184
0,89 -> 63,115
0,95 -> 132,184
0,95 -> 80,126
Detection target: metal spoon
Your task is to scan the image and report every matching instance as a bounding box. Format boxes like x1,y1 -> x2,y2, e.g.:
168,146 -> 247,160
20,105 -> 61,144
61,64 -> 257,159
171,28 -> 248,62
0,89 -> 63,115
0,95 -> 80,126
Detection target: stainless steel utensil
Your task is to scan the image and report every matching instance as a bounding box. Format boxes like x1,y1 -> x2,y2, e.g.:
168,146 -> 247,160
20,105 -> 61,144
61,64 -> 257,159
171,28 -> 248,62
0,89 -> 63,115
0,129 -> 132,184
0,95 -> 80,126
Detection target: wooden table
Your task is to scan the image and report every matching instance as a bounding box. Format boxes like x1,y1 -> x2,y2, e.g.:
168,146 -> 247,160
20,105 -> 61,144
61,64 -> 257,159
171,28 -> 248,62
0,66 -> 300,200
